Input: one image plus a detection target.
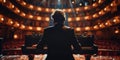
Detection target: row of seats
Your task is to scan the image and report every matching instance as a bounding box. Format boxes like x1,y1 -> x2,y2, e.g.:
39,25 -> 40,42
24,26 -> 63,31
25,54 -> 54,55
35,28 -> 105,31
94,40 -> 120,50
1,55 -> 120,60
2,39 -> 120,50
1,37 -> 120,55
2,40 -> 24,50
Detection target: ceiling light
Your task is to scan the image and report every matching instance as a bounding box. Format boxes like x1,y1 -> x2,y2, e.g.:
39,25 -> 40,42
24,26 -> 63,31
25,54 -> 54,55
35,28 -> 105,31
22,2 -> 26,6
28,26 -> 33,30
29,15 -> 33,18
29,5 -> 34,9
68,18 -> 72,22
20,25 -> 25,29
76,17 -> 80,21
79,3 -> 82,6
37,7 -> 42,11
85,27 -> 90,31
0,18 -> 4,22
115,30 -> 119,34
72,1 -> 74,4
36,27 -> 42,31
37,16 -> 42,20
45,17 -> 49,21
75,27 -> 81,31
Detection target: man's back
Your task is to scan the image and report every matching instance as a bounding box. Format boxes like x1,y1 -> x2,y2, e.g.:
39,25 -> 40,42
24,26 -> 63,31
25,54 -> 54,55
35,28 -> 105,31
45,26 -> 73,54
37,10 -> 80,60
37,26 -> 80,60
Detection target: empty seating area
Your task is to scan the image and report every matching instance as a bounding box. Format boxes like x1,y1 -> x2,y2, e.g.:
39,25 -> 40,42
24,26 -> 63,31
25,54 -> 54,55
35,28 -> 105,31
94,40 -> 120,50
1,38 -> 120,56
2,40 -> 24,50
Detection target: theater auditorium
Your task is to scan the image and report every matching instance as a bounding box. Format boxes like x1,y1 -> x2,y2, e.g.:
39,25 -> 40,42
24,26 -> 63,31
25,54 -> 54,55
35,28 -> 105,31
0,0 -> 120,60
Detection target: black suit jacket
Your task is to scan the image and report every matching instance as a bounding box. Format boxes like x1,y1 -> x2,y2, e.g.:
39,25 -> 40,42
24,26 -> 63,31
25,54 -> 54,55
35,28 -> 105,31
37,25 -> 80,60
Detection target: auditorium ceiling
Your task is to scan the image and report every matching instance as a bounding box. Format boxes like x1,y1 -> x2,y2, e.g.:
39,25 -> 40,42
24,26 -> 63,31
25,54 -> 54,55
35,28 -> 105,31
0,0 -> 120,40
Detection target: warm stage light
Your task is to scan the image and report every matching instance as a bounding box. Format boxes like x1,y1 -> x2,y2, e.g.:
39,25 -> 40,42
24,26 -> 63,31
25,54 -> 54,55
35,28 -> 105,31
104,6 -> 110,12
92,3 -> 97,7
115,30 -> 119,34
45,8 -> 49,12
113,18 -> 120,24
15,9 -> 20,13
20,12 -> 26,16
10,21 -> 13,24
68,18 -> 72,22
72,1 -> 74,4
93,25 -> 99,30
0,15 -> 4,22
45,17 -> 49,21
99,23 -> 105,28
63,9 -> 66,12
28,26 -> 33,30
17,23 -> 20,26
37,16 -> 42,20
93,14 -> 98,18
13,22 -> 20,27
75,27 -> 81,31
37,7 -> 42,11
113,19 -> 117,23
105,21 -> 112,26
51,9 -> 55,12
99,11 -> 102,15
110,3 -> 114,7
3,0 -> 6,3
84,16 -> 89,20
36,27 -> 42,31
84,6 -> 89,10
0,17 -> 4,22
20,25 -> 25,29
14,34 -> 18,39
21,1 -> 26,6
104,8 -> 107,11
76,8 -> 80,11
85,27 -> 90,31
98,0 -> 102,3
105,22 -> 108,26
7,19 -> 13,25
68,9 -> 72,12
76,17 -> 80,21
9,5 -> 15,9
14,22 -> 20,27
29,5 -> 34,9
99,10 -> 104,15
28,15 -> 33,19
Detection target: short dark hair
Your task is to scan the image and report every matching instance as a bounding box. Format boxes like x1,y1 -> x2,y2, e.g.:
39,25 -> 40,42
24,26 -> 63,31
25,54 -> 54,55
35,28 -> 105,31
51,9 -> 66,22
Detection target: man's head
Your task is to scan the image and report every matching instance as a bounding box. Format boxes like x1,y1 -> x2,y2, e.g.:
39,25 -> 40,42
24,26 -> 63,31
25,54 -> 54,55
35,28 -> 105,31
51,9 -> 66,24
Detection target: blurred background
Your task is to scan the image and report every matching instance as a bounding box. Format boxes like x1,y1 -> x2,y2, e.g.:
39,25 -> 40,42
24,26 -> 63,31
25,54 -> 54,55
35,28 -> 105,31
0,0 -> 120,60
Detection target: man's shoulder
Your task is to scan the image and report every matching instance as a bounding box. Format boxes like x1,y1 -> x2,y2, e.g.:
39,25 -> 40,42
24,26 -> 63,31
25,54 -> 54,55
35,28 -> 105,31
44,26 -> 74,31
63,26 -> 74,31
63,26 -> 73,29
44,26 -> 54,30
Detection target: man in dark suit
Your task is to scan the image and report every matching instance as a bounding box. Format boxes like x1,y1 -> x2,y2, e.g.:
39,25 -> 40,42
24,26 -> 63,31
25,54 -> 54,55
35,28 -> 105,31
37,9 -> 81,60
